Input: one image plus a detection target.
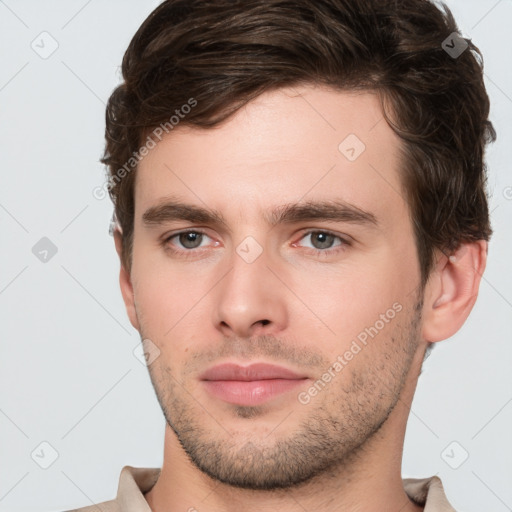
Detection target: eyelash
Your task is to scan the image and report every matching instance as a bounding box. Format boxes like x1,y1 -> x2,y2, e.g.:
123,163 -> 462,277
162,229 -> 350,259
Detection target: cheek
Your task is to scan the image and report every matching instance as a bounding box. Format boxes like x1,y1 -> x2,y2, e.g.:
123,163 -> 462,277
132,271 -> 195,373
131,250 -> 202,340
287,248 -> 415,351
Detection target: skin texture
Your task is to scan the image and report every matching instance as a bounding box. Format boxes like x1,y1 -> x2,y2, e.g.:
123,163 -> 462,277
114,85 -> 487,512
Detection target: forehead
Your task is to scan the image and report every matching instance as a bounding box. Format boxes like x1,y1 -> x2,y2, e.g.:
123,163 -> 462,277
135,85 -> 407,229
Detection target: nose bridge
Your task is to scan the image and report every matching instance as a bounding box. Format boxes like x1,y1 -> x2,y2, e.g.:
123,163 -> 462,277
224,232 -> 271,306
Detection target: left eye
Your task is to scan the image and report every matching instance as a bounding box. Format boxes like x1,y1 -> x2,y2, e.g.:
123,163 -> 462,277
295,231 -> 346,251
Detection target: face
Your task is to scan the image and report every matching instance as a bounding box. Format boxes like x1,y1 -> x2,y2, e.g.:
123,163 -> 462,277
125,85 -> 425,490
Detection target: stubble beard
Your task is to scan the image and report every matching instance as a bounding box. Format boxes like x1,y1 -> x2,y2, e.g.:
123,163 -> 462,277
141,297 -> 423,491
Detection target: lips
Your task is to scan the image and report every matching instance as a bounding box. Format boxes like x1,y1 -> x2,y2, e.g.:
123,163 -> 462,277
199,362 -> 307,381
199,363 -> 309,406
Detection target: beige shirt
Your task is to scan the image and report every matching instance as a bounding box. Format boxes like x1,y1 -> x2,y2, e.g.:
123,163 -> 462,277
65,466 -> 456,512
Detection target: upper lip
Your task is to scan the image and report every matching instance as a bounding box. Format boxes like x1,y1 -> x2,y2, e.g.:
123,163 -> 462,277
200,363 -> 307,381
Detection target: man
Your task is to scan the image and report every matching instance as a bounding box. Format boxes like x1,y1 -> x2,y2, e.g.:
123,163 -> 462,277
69,0 -> 495,510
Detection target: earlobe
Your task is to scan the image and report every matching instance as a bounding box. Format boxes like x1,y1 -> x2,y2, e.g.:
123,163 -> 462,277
113,228 -> 140,331
421,241 -> 487,342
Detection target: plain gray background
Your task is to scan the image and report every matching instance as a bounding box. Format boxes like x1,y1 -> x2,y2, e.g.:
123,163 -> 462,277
0,1 -> 511,511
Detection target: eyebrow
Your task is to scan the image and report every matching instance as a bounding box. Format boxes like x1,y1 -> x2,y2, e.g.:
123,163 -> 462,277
142,197 -> 378,229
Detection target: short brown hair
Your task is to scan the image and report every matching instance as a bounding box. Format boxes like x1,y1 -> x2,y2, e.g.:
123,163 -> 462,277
102,0 -> 496,289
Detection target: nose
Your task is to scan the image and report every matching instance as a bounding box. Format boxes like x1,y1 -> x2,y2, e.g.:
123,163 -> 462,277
212,241 -> 288,339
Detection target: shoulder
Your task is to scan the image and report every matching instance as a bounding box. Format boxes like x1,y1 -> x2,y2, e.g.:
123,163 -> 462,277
61,465 -> 160,512
62,499 -> 120,512
403,475 -> 457,511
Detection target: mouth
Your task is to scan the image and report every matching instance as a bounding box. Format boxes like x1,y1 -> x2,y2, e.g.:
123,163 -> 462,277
199,362 -> 309,406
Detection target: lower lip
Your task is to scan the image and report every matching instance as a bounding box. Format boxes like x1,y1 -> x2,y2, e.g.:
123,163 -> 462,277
202,379 -> 307,406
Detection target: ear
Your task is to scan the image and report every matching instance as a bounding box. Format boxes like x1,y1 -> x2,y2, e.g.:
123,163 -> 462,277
113,228 -> 140,331
422,240 -> 488,342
